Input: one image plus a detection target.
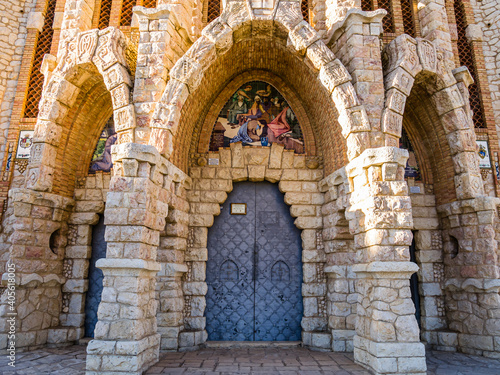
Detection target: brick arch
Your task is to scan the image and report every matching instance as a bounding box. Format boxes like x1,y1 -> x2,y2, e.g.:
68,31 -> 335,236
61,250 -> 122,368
149,2 -> 371,169
384,34 -> 484,201
194,71 -> 317,157
25,27 -> 134,196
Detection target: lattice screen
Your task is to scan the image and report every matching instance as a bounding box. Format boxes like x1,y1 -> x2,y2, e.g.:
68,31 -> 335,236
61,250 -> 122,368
301,0 -> 309,21
98,0 -> 112,29
120,0 -> 137,26
378,0 -> 395,33
361,0 -> 373,11
142,0 -> 157,8
401,0 -> 416,37
454,0 -> 485,128
23,0 -> 57,118
207,0 -> 221,23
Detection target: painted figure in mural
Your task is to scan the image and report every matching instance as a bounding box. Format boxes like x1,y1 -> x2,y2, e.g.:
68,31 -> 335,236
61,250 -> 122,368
90,134 -> 117,172
227,94 -> 248,125
231,119 -> 268,144
237,95 -> 263,124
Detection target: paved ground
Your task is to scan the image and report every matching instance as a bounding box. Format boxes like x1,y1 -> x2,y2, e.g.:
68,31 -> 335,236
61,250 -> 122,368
1,345 -> 500,374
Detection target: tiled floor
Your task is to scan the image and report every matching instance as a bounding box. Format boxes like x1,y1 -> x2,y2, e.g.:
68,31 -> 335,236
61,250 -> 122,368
1,345 -> 500,374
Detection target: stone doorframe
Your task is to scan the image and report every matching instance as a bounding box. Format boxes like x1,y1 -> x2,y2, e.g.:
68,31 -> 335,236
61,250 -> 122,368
180,143 -> 330,350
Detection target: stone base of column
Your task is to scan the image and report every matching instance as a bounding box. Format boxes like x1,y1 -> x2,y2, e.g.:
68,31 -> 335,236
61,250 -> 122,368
354,335 -> 426,375
86,333 -> 160,374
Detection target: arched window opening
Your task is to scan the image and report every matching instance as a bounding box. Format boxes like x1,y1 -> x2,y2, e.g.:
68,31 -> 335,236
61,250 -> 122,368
378,0 -> 395,34
454,0 -> 486,128
23,0 -> 57,118
301,0 -> 309,21
207,0 -> 221,24
208,81 -> 305,154
120,0 -> 137,26
98,0 -> 112,29
361,0 -> 374,11
401,0 -> 416,37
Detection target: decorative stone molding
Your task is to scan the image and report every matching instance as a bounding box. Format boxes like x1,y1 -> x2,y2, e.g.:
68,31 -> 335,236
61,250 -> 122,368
24,27 -> 134,193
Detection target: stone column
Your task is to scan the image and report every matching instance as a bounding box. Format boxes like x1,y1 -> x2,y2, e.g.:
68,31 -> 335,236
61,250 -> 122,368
346,147 -> 426,375
0,189 -> 74,349
416,0 -> 453,52
437,197 -> 500,356
327,9 -> 387,146
85,143 -> 168,374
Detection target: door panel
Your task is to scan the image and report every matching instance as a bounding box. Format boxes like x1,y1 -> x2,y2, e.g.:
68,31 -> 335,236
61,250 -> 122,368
84,214 -> 107,338
206,182 -> 303,341
206,182 -> 256,341
254,183 -> 303,341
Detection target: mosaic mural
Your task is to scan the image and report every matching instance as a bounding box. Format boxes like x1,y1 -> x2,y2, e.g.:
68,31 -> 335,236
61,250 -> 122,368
89,118 -> 116,173
209,81 -> 304,153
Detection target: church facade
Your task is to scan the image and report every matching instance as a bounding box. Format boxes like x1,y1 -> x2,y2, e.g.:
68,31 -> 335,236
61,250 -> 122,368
1,0 -> 500,374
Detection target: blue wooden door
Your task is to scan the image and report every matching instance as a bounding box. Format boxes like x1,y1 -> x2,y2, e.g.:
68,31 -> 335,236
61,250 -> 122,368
84,214 -> 107,337
206,182 -> 303,341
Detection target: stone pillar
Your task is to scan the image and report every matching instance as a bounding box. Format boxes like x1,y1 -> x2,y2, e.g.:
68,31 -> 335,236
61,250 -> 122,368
85,143 -> 168,374
321,168 -> 357,352
416,0 -> 453,52
328,9 -> 387,146
346,147 -> 426,375
437,197 -> 500,357
0,189 -> 74,349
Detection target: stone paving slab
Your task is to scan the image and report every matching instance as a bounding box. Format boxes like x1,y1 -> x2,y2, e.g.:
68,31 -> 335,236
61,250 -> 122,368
1,345 -> 500,374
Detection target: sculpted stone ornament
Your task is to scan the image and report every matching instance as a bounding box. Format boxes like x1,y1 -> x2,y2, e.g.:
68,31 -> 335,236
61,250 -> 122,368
332,83 -> 360,110
114,104 -> 137,132
76,30 -> 98,65
381,109 -> 403,137
56,37 -> 77,74
202,19 -> 233,54
103,63 -> 132,91
186,36 -> 217,70
93,28 -> 128,72
340,106 -> 371,138
161,79 -> 189,108
385,88 -> 406,115
417,38 -> 437,73
274,1 -> 302,31
222,1 -> 252,29
384,68 -> 414,96
305,41 -> 336,71
288,20 -> 320,54
395,34 -> 421,77
319,59 -> 352,93
169,56 -> 203,91
110,83 -> 130,109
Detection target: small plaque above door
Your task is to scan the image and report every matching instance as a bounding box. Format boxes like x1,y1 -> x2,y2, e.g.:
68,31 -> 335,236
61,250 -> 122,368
230,203 -> 247,215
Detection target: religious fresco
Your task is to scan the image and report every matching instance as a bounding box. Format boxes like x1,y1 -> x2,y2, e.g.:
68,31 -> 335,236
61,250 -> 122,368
89,118 -> 116,173
209,81 -> 305,153
400,128 -> 421,180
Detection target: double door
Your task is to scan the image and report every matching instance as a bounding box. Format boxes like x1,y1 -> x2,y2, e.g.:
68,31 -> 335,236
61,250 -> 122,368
206,182 -> 303,341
